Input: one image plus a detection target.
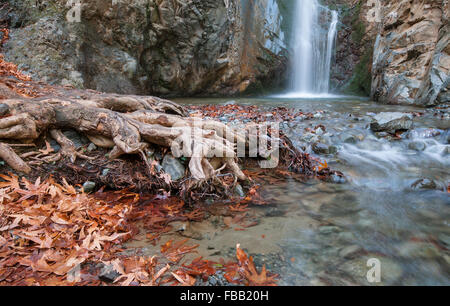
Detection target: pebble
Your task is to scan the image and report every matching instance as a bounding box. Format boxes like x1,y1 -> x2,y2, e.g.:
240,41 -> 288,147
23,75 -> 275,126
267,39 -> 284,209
82,181 -> 96,193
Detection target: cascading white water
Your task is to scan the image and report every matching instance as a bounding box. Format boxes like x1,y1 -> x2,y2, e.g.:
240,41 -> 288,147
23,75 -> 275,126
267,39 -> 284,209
289,0 -> 338,97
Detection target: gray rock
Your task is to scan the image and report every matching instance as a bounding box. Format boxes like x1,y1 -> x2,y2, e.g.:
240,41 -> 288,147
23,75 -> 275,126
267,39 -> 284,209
406,128 -> 443,139
98,263 -> 121,283
370,113 -> 413,133
101,169 -> 110,176
370,113 -> 413,134
63,130 -> 89,149
438,234 -> 450,247
408,141 -> 426,152
162,154 -> 185,181
411,178 -> 438,190
82,181 -> 96,193
234,184 -> 245,197
397,242 -> 441,259
329,174 -> 347,184
0,103 -> 9,116
87,143 -> 97,152
339,245 -> 363,259
340,133 -> 358,144
312,143 -> 331,155
319,226 -> 341,235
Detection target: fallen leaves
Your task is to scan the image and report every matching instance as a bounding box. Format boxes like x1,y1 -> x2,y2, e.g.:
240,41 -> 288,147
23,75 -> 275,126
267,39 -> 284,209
0,173 -> 278,286
223,244 -> 278,286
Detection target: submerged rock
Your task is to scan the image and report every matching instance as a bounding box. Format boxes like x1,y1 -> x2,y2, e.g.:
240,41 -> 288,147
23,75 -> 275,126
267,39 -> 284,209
312,143 -> 331,155
408,141 -> 426,152
411,179 -> 438,191
162,154 -> 185,181
370,113 -> 413,134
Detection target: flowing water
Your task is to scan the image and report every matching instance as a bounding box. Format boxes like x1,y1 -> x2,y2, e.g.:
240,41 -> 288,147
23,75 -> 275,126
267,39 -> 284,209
160,96 -> 449,286
289,0 -> 338,96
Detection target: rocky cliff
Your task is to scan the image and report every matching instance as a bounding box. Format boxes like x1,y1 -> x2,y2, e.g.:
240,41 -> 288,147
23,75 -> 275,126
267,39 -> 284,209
371,0 -> 449,106
2,0 -> 288,97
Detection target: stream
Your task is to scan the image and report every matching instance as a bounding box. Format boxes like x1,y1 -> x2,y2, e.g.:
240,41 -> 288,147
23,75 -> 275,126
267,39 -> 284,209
129,96 -> 450,286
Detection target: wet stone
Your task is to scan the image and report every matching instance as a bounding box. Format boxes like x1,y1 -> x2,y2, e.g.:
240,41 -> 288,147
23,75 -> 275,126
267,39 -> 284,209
82,181 -> 96,193
312,143 -> 331,155
411,178 -> 438,190
339,245 -> 363,259
370,112 -> 413,134
408,141 -> 426,151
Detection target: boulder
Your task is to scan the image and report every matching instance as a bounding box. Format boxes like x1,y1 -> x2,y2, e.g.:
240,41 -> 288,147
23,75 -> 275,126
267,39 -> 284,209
370,113 -> 413,133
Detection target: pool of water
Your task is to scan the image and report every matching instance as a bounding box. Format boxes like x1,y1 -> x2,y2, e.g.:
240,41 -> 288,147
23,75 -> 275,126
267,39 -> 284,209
149,96 -> 450,285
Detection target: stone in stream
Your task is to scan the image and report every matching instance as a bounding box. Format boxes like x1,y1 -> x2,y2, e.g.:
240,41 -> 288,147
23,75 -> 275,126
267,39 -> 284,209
339,133 -> 358,144
162,154 -> 185,181
370,112 -> 413,134
396,242 -> 441,259
411,178 -> 438,190
408,141 -> 426,152
339,245 -> 363,259
312,142 -> 331,155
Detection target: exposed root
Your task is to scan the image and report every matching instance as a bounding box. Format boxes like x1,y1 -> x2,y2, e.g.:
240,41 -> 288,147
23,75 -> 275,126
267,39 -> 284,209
0,91 -> 252,186
0,142 -> 31,174
49,129 -> 94,163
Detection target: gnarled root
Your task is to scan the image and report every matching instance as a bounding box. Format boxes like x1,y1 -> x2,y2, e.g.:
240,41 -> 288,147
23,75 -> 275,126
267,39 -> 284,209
0,91 -> 252,184
0,142 -> 31,174
49,129 -> 94,163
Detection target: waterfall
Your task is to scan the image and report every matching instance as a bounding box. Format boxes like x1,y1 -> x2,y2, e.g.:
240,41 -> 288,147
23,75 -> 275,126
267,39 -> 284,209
289,0 -> 338,97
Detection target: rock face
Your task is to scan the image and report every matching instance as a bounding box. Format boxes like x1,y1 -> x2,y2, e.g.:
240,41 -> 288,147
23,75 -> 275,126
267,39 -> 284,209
371,0 -> 449,105
3,0 -> 288,97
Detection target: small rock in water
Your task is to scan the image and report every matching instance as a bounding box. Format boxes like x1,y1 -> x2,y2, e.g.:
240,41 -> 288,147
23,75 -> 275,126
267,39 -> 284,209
82,181 -> 96,193
411,178 -> 438,190
370,112 -> 413,134
408,141 -> 426,152
340,133 -> 358,144
0,103 -> 9,116
339,245 -> 363,259
162,154 -> 185,181
329,173 -> 347,184
312,142 -> 331,155
406,128 -> 442,139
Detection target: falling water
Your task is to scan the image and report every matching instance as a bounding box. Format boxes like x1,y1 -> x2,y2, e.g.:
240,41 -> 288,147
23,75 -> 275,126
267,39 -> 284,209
289,0 -> 338,97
